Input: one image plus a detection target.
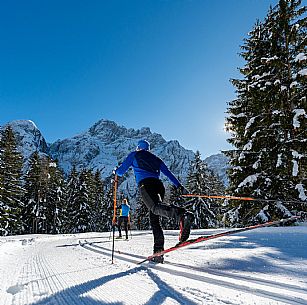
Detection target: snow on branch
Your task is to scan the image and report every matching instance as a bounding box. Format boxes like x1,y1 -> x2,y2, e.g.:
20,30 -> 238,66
238,173 -> 260,189
298,68 -> 307,76
293,109 -> 307,128
295,184 -> 307,201
295,53 -> 306,62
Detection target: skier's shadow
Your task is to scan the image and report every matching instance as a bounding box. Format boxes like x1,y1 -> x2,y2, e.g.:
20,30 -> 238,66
31,265 -> 198,305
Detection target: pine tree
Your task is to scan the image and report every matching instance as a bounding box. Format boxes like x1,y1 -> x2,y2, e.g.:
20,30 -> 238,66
22,152 -> 48,233
225,0 -> 306,225
45,158 -> 66,234
64,166 -> 79,233
186,151 -> 223,228
91,170 -> 105,232
69,169 -> 93,233
0,126 -> 24,235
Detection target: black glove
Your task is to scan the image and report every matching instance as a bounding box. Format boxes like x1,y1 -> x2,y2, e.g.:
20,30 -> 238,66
178,184 -> 189,195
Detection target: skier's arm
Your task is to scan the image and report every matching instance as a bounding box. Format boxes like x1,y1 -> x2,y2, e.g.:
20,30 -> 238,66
160,162 -> 180,187
115,152 -> 135,177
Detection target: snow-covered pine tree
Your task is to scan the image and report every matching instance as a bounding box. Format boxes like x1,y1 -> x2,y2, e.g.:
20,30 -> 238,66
22,152 -> 48,233
225,0 -> 306,225
45,158 -> 66,234
91,170 -> 105,232
69,169 -> 94,233
186,151 -> 222,228
64,166 -> 79,233
0,126 -> 24,236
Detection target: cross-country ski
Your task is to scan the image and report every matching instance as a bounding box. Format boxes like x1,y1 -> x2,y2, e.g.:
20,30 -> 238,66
138,216 -> 300,264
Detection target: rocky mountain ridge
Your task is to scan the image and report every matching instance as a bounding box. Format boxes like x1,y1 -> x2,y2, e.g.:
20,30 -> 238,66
1,120 -> 229,194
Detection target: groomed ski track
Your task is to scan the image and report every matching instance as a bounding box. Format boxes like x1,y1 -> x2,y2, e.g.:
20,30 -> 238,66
1,227 -> 307,305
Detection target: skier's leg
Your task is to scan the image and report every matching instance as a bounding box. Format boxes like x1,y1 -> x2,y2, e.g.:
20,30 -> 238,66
124,217 -> 128,239
118,217 -> 122,237
139,179 -> 184,219
149,211 -> 164,253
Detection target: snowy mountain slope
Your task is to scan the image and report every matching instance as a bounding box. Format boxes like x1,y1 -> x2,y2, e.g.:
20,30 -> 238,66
48,119 -> 194,180
47,119 -> 196,200
205,153 -> 229,186
0,120 -> 48,163
1,224 -> 306,305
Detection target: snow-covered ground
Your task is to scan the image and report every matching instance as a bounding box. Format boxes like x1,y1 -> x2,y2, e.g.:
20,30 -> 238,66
1,224 -> 307,305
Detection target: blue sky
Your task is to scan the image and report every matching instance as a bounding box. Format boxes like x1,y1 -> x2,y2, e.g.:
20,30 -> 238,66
0,0 -> 279,157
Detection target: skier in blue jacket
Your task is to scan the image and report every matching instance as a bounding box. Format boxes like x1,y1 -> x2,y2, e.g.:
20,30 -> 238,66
117,198 -> 130,240
115,139 -> 194,263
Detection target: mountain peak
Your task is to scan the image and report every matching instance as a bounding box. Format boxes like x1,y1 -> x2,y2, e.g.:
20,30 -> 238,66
6,120 -> 39,131
87,119 -> 153,143
1,119 -> 48,160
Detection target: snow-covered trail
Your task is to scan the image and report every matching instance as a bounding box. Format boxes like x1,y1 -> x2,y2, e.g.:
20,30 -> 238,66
1,226 -> 307,305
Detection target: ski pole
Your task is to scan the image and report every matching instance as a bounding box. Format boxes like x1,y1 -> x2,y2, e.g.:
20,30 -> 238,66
182,194 -> 306,205
111,175 -> 118,264
182,194 -> 254,201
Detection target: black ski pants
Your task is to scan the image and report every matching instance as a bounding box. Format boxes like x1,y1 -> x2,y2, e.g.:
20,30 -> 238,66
118,216 -> 129,238
139,178 -> 183,253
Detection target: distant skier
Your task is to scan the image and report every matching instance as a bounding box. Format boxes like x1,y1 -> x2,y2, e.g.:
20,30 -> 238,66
114,139 -> 194,263
117,198 -> 130,240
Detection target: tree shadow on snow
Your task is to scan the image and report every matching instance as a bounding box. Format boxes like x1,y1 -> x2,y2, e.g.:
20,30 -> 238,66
31,265 -> 197,305
189,229 -> 307,276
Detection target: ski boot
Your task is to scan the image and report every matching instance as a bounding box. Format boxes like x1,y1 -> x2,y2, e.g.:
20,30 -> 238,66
150,255 -> 164,264
151,249 -> 164,263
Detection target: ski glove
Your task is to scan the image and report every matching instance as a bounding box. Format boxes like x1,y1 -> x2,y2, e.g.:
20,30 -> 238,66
112,166 -> 118,175
178,185 -> 189,195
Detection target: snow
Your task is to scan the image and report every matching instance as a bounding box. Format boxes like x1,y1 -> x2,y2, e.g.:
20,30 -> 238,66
292,150 -> 303,159
252,159 -> 260,169
256,209 -> 269,222
276,153 -> 282,167
293,109 -> 307,128
295,184 -> 307,201
295,53 -> 306,62
298,68 -> 307,76
244,117 -> 257,136
261,56 -> 278,62
238,174 -> 259,188
1,225 -> 307,305
243,141 -> 252,151
292,160 -> 299,176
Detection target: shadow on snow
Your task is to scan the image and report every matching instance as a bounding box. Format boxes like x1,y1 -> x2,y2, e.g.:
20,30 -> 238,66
31,265 -> 197,305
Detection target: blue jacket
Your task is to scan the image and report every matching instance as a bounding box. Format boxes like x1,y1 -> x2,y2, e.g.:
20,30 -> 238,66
119,203 -> 130,217
115,150 -> 181,187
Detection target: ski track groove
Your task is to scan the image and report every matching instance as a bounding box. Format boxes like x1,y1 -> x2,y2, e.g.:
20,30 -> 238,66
39,238 -> 158,305
36,246 -> 70,305
84,239 -> 306,295
80,239 -> 307,305
37,240 -> 93,305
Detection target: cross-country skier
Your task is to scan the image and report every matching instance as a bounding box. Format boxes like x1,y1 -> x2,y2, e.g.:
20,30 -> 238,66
114,139 -> 194,263
117,198 -> 130,240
